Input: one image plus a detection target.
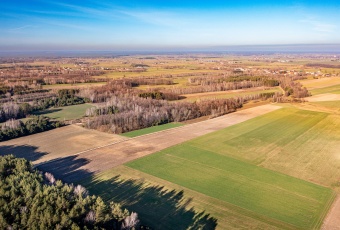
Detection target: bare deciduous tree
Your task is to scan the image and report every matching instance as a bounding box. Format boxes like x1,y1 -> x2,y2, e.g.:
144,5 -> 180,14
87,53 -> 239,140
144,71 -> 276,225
74,184 -> 89,198
121,212 -> 139,230
84,210 -> 96,223
44,172 -> 56,185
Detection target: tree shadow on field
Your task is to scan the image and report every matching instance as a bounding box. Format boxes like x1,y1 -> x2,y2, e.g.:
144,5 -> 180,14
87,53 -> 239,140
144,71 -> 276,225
85,175 -> 218,230
0,145 -> 94,184
0,144 -> 47,162
33,108 -> 62,116
37,155 -> 94,183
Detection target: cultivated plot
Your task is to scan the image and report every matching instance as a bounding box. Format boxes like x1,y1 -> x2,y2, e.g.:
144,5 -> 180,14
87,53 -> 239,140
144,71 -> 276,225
126,144 -> 334,229
189,108 -> 340,189
82,166 -> 299,230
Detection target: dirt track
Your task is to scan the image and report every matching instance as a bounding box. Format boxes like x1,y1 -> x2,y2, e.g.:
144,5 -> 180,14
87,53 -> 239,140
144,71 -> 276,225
322,196 -> 340,230
36,104 -> 281,182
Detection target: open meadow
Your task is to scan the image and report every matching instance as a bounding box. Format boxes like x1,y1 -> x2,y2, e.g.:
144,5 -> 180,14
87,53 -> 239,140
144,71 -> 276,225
179,87 -> 282,102
121,122 -> 184,138
33,103 -> 94,121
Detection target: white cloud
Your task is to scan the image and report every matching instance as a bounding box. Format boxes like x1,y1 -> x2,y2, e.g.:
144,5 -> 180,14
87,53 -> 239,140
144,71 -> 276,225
9,25 -> 34,31
300,18 -> 336,33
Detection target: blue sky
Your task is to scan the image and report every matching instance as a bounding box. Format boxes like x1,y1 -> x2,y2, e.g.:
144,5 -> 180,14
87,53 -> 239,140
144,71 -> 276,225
1,0 -> 340,51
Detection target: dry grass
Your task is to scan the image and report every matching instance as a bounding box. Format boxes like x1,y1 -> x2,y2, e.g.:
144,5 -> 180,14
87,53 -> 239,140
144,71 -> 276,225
300,77 -> 340,90
0,125 -> 127,165
179,87 -> 281,102
305,93 -> 340,102
42,82 -> 106,90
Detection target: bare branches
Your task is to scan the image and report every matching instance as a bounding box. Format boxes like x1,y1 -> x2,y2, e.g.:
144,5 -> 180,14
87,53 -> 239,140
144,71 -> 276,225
121,212 -> 139,230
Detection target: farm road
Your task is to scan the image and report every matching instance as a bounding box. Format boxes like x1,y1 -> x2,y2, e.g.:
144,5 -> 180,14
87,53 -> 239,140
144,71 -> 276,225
322,196 -> 340,230
37,104 -> 281,182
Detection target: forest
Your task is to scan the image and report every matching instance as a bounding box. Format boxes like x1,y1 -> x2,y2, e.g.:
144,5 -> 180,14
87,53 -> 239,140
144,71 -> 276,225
0,155 -> 140,230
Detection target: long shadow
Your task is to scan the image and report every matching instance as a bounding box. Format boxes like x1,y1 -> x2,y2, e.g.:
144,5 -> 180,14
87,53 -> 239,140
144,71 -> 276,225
33,108 -> 62,116
37,155 -> 94,183
0,145 -> 93,183
83,175 -> 218,230
0,144 -> 47,162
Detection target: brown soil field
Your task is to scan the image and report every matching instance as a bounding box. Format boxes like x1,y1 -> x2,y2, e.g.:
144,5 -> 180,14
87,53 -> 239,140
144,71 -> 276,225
0,125 -> 127,164
35,104 -> 281,182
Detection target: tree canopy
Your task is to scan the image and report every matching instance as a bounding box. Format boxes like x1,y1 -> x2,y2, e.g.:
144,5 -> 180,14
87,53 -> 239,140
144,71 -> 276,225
0,155 -> 138,230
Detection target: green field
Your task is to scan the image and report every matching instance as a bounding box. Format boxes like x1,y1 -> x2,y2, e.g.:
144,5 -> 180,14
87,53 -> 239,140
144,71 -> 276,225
83,165 -> 306,230
189,108 -> 340,189
310,84 -> 340,95
180,87 -> 282,102
121,123 -> 184,138
310,101 -> 340,110
33,103 -> 94,121
126,143 -> 334,229
42,82 -> 106,89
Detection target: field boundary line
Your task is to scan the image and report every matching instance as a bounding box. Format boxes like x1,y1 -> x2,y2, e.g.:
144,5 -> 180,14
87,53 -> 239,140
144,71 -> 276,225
319,192 -> 338,230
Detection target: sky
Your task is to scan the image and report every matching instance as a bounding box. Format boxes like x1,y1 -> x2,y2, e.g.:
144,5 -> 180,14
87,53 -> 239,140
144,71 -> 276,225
1,0 -> 340,51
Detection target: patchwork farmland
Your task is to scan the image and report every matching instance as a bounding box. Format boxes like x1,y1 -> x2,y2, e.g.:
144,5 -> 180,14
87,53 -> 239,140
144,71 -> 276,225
2,100 -> 340,229
1,55 -> 340,229
81,105 -> 340,229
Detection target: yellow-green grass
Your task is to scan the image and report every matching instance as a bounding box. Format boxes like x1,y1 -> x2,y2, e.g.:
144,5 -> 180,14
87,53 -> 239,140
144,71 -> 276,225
180,87 -> 281,102
189,108 -> 340,189
311,101 -> 340,110
33,103 -> 94,121
300,77 -> 340,90
136,77 -> 191,90
42,82 -> 106,89
95,68 -> 220,79
121,123 -> 184,138
310,84 -> 340,95
126,140 -> 334,229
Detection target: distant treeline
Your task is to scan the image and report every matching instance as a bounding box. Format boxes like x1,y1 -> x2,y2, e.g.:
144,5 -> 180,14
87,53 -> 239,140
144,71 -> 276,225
84,93 -> 278,134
